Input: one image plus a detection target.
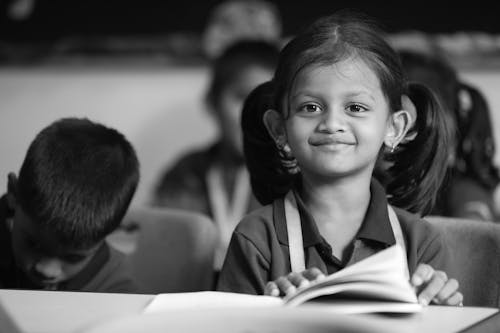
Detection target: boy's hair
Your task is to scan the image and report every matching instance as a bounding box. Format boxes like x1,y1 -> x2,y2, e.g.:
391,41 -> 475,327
16,118 -> 140,249
242,10 -> 451,215
206,39 -> 280,109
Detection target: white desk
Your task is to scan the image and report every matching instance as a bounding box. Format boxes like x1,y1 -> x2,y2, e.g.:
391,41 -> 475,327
0,290 -> 498,333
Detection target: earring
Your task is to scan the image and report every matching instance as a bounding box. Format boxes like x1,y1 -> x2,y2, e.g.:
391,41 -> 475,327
275,140 -> 300,174
387,142 -> 397,153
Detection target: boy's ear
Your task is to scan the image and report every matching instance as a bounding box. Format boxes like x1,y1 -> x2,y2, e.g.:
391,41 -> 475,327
263,109 -> 286,144
6,172 -> 18,210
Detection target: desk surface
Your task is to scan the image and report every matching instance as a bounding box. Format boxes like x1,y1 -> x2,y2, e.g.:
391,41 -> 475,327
0,290 -> 498,333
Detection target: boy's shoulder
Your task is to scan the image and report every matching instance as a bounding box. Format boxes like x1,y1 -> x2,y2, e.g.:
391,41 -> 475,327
79,244 -> 138,293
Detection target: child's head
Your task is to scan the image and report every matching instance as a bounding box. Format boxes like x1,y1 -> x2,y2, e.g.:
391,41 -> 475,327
400,50 -> 499,189
242,10 -> 451,214
7,118 -> 139,288
206,39 -> 280,158
202,0 -> 282,59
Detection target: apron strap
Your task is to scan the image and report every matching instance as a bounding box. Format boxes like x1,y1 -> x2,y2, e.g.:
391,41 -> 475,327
284,191 -> 306,273
387,204 -> 410,280
207,165 -> 251,270
284,190 -> 410,280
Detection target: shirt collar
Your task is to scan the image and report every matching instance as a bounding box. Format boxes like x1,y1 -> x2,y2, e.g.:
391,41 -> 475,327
59,242 -> 110,290
274,178 -> 395,247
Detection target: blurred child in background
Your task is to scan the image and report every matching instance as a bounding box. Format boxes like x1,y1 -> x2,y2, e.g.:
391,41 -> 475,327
0,118 -> 139,292
202,0 -> 282,59
152,40 -> 280,271
399,50 -> 500,221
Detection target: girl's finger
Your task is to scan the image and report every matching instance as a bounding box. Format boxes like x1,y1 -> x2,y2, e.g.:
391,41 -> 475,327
288,272 -> 309,289
264,281 -> 280,297
433,278 -> 459,304
275,276 -> 296,296
303,268 -> 326,282
418,271 -> 447,306
411,264 -> 434,287
443,291 -> 464,306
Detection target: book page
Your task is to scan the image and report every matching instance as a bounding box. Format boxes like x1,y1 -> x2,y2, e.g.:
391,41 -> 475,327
144,291 -> 282,314
284,245 -> 419,308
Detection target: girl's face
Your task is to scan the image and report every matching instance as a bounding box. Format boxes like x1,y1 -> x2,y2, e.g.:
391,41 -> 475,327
285,59 -> 393,180
215,65 -> 273,158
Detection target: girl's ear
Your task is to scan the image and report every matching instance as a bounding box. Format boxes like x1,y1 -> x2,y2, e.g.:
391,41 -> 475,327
385,105 -> 414,151
263,109 -> 286,144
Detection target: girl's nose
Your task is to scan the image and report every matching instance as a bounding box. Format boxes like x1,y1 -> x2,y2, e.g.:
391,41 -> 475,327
317,107 -> 346,133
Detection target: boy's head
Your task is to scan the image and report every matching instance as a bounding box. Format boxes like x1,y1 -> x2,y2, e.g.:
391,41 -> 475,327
206,39 -> 279,157
6,118 -> 139,288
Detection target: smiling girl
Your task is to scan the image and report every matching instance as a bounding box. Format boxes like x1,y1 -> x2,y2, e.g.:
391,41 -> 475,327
217,10 -> 462,306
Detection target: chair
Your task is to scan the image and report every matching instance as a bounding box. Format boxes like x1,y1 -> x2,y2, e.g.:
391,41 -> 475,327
107,206 -> 217,294
425,216 -> 500,307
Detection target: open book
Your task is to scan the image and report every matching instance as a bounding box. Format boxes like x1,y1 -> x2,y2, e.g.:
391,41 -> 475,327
145,245 -> 422,315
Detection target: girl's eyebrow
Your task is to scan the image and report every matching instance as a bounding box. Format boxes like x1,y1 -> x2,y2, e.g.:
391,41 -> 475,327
290,91 -> 319,100
291,90 -> 376,102
344,91 -> 376,101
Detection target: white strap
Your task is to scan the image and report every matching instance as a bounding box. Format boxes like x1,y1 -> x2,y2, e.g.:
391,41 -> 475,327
387,205 -> 410,280
284,190 -> 409,279
284,191 -> 306,273
207,165 -> 251,270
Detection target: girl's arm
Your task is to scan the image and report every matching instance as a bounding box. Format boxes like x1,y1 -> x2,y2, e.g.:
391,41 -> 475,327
216,231 -> 270,295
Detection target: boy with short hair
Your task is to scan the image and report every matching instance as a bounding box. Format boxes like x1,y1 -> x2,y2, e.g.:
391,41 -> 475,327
0,118 -> 139,292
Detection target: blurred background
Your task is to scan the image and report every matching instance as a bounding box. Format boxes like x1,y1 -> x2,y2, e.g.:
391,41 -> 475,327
2,0 -> 500,207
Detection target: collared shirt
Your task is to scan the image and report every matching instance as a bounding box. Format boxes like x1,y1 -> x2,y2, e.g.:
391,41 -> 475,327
217,179 -> 450,295
0,195 -> 137,293
152,141 -> 261,220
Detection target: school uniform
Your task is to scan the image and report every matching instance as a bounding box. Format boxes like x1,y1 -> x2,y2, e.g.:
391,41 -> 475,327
152,141 -> 262,270
0,195 -> 138,293
217,179 -> 451,295
152,141 -> 261,218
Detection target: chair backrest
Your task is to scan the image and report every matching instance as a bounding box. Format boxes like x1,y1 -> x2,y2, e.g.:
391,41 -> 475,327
425,216 -> 500,307
108,206 -> 217,294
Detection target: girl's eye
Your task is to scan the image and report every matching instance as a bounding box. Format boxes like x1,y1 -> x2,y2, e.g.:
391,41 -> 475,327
347,104 -> 368,113
299,104 -> 322,113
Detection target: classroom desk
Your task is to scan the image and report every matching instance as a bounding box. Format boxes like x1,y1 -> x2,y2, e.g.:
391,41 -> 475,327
0,289 -> 498,333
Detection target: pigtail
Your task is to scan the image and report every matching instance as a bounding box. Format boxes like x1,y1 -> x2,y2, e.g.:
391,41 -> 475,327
386,83 -> 452,215
241,81 -> 296,205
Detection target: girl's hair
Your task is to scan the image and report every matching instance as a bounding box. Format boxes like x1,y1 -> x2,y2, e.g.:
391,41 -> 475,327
242,10 -> 451,215
242,81 -> 296,205
456,83 -> 500,189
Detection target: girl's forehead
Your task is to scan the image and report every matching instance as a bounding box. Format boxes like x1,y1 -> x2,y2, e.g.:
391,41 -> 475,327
292,59 -> 383,94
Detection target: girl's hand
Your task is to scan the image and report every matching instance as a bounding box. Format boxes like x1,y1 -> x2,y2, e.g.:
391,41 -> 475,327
411,264 -> 463,306
264,268 -> 326,297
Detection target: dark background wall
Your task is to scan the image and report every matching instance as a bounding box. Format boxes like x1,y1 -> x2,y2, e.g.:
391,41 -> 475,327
1,0 -> 498,41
